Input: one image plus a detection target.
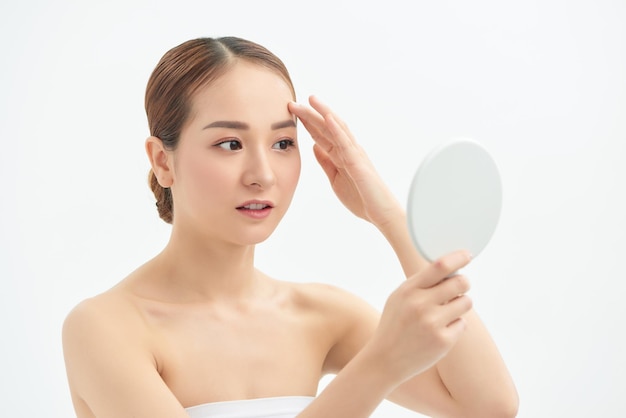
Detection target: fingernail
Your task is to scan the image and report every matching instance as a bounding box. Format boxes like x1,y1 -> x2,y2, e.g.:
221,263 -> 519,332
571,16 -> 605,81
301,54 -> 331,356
458,250 -> 472,261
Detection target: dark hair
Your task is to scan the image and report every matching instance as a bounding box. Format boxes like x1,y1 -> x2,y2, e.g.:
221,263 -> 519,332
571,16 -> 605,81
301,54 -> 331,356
145,37 -> 295,223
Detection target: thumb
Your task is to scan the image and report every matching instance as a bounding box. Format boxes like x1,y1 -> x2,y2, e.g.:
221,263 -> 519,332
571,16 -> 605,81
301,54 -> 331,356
411,250 -> 473,289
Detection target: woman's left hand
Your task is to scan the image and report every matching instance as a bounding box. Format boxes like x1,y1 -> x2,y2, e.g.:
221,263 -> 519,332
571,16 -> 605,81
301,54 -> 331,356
288,96 -> 401,229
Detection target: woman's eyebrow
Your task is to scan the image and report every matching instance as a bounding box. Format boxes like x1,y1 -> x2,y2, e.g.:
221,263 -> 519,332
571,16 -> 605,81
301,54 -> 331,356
203,119 -> 296,130
270,119 -> 297,130
203,120 -> 249,130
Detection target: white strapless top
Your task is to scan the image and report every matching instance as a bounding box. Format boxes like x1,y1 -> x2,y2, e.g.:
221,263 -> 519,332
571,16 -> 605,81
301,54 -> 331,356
185,396 -> 315,418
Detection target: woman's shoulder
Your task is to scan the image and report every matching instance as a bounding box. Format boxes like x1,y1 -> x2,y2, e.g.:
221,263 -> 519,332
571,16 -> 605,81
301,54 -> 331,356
62,277 -> 151,352
63,257 -> 170,334
279,280 -> 355,307
64,286 -> 133,322
62,279 -> 181,417
278,280 -> 380,325
278,280 -> 381,374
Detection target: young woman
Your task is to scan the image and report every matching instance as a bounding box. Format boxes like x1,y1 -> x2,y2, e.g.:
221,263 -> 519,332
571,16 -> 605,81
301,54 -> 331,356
62,36 -> 518,418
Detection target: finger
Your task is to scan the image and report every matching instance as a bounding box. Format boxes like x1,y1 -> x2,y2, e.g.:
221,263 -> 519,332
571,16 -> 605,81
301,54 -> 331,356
440,294 -> 473,327
412,250 -> 473,289
293,97 -> 356,152
288,100 -> 323,129
442,316 -> 468,342
309,95 -> 352,134
307,95 -> 337,122
291,100 -> 359,169
324,112 -> 362,166
288,101 -> 334,150
309,96 -> 357,148
312,144 -> 338,182
432,274 -> 471,305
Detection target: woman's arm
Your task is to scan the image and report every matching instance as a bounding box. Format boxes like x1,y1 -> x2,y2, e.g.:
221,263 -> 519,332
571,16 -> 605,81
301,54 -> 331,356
368,195 -> 519,416
354,206 -> 519,417
300,252 -> 475,418
289,97 -> 428,278
62,298 -> 190,418
375,206 -> 429,277
289,97 -> 519,417
375,207 -> 519,417
314,279 -> 518,418
388,310 -> 519,418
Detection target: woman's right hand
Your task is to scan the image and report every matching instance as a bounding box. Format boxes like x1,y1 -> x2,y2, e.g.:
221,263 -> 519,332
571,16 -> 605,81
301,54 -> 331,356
370,250 -> 473,385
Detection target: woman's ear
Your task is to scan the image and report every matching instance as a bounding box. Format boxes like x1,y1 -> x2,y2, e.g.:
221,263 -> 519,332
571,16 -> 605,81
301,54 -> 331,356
145,136 -> 174,187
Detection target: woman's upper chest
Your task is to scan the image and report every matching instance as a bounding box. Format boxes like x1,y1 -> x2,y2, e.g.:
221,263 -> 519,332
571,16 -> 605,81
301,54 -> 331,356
138,293 -> 335,407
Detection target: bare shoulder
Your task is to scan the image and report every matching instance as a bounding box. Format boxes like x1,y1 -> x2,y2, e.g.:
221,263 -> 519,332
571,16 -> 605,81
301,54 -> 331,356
62,284 -> 186,418
279,280 -> 381,374
62,286 -> 156,391
282,280 -> 378,316
63,286 -> 146,345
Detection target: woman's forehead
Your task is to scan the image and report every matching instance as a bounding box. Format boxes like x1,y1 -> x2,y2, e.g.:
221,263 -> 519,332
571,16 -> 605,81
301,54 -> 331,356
199,61 -> 292,100
187,62 -> 295,127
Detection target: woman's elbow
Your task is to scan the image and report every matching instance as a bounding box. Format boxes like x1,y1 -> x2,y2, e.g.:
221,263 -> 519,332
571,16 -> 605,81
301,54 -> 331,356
469,392 -> 519,418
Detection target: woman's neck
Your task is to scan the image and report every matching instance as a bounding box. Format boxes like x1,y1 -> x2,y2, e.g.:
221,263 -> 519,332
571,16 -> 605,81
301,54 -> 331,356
145,226 -> 262,303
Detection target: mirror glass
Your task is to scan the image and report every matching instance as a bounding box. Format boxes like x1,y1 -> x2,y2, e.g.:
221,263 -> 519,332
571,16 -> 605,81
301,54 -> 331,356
407,138 -> 502,262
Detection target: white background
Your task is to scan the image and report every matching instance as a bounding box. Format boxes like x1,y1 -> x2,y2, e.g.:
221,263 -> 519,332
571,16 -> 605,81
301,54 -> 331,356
1,1 -> 625,417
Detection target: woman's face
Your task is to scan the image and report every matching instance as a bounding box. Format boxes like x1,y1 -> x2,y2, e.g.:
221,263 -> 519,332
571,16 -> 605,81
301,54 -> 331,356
170,61 -> 301,245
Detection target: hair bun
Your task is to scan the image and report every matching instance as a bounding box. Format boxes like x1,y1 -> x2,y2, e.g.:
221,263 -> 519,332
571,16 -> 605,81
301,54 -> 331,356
149,169 -> 173,224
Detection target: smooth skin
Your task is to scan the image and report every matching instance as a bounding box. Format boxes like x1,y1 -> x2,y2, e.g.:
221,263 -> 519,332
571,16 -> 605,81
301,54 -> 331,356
63,61 -> 518,418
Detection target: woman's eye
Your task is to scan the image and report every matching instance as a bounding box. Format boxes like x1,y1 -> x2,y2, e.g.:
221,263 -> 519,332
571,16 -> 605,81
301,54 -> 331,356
272,139 -> 295,150
216,140 -> 242,151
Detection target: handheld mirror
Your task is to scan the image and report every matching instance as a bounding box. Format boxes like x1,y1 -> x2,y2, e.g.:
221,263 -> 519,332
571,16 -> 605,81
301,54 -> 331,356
407,138 -> 502,264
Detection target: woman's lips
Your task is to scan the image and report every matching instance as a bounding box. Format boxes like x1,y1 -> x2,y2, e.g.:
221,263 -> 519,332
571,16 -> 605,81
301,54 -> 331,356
236,201 -> 274,219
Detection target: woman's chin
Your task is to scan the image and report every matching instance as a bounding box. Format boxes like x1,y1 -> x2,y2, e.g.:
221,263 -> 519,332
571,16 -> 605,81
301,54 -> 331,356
234,228 -> 277,246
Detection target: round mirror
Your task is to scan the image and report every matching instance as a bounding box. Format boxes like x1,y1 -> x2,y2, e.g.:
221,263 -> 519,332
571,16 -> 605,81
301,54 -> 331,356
407,138 -> 502,262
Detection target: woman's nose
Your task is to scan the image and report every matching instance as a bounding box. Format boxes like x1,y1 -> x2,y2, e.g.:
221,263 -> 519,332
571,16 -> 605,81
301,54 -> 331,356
242,149 -> 276,189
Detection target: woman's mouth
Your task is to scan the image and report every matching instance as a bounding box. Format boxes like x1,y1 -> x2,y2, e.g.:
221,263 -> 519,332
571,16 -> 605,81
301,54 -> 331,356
236,201 -> 274,219
240,203 -> 270,210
